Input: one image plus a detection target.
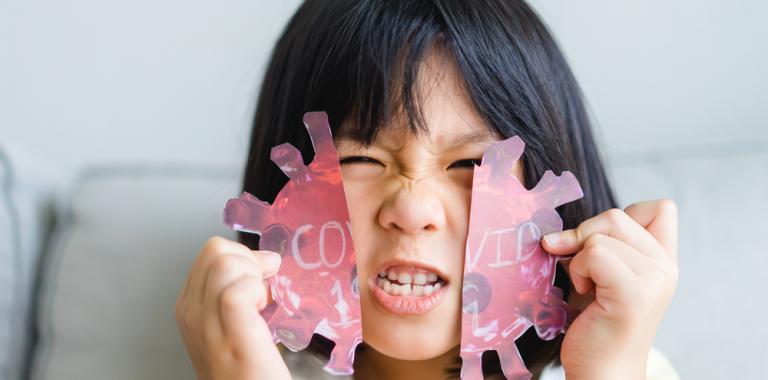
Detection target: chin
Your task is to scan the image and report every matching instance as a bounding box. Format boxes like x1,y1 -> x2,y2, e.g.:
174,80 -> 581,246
362,322 -> 458,360
359,288 -> 461,361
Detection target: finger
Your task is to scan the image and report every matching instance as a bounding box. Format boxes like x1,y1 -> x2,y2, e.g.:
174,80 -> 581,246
183,236 -> 249,300
202,255 -> 263,311
186,237 -> 281,301
218,276 -> 291,379
585,233 -> 656,277
568,235 -> 638,297
199,238 -> 281,278
199,255 -> 269,347
218,275 -> 272,337
623,199 -> 678,261
542,208 -> 666,260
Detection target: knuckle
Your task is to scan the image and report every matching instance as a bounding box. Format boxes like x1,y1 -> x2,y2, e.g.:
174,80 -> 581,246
210,255 -> 243,276
657,198 -> 678,216
604,208 -> 627,224
180,311 -> 196,331
583,244 -> 608,262
574,224 -> 587,243
205,236 -> 231,253
219,286 -> 251,310
583,232 -> 604,249
219,291 -> 243,310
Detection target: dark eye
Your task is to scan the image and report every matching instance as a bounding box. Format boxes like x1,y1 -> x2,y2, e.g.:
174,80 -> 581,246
339,156 -> 384,166
448,159 -> 482,169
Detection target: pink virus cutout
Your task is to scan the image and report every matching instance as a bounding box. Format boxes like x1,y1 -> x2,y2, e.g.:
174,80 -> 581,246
222,112 -> 362,376
460,136 -> 583,380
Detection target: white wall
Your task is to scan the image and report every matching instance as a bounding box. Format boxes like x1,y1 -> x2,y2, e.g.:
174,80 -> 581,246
1,0 -> 303,177
530,0 -> 768,155
2,0 -> 766,172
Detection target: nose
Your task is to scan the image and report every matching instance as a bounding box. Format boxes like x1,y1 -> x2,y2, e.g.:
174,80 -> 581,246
377,179 -> 447,235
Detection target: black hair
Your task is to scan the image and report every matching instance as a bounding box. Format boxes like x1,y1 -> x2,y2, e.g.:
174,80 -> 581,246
239,0 -> 617,377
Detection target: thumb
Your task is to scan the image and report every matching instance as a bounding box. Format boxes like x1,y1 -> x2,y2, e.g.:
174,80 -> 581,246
253,250 -> 282,278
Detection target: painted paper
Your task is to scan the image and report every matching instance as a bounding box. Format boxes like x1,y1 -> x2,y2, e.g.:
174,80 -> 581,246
460,136 -> 583,380
223,111 -> 361,376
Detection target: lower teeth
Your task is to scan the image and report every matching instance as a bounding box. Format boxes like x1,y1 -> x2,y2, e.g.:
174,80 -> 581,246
377,277 -> 442,297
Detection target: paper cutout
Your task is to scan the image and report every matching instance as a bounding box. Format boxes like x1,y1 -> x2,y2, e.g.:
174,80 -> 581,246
222,112 -> 362,376
459,136 -> 583,380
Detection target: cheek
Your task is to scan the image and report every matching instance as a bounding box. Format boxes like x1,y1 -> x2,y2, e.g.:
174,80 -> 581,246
440,179 -> 473,233
341,179 -> 379,259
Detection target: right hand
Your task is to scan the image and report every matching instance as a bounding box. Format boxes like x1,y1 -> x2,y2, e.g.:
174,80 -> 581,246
175,236 -> 291,380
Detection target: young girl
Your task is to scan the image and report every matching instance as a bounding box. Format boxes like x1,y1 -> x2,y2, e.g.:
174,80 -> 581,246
175,1 -> 679,379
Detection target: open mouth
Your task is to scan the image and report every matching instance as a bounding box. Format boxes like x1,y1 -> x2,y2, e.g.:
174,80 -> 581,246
370,264 -> 449,315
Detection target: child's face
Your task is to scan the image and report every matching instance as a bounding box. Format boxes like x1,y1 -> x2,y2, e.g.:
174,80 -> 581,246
335,51 -> 524,360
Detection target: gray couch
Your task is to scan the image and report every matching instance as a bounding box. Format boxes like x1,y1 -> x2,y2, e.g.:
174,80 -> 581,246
1,141 -> 766,380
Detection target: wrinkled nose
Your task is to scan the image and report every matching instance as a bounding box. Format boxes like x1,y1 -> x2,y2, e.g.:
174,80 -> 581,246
377,180 -> 447,236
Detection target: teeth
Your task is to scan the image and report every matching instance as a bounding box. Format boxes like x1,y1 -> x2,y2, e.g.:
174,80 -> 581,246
399,283 -> 412,296
376,275 -> 443,297
379,269 -> 440,284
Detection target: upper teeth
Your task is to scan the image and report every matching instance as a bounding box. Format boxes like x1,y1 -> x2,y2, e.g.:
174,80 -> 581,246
376,267 -> 443,297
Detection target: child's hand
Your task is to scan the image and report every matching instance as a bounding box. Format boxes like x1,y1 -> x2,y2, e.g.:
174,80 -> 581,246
542,200 -> 679,380
175,237 -> 291,380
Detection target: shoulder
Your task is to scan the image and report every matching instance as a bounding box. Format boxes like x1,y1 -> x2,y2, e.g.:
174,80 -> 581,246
539,346 -> 680,380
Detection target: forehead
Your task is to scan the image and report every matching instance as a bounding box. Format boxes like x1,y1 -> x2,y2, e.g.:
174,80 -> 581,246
336,48 -> 498,150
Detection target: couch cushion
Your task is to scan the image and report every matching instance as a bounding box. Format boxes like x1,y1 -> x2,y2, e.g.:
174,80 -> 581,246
30,165 -> 240,380
607,145 -> 768,380
0,149 -> 22,380
0,142 -> 53,380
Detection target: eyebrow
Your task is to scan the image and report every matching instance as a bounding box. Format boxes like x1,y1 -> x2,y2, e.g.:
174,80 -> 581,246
440,131 -> 497,150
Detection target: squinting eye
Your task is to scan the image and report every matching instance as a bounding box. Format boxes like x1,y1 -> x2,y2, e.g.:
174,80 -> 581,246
448,159 -> 482,169
339,156 -> 384,166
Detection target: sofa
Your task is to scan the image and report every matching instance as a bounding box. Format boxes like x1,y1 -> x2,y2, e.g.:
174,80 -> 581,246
1,139 -> 766,380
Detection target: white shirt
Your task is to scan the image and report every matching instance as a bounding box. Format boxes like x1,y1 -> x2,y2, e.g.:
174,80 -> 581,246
282,346 -> 681,379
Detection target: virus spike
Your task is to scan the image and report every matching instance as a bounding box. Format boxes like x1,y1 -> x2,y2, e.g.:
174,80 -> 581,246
222,192 -> 275,234
271,143 -> 309,182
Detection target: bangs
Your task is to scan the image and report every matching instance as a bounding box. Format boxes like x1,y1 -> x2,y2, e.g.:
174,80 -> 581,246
306,1 -> 460,145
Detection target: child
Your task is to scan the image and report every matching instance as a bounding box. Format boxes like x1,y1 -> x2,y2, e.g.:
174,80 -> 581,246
175,1 -> 679,379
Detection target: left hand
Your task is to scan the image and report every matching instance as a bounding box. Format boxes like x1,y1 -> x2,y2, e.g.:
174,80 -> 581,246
542,199 -> 679,380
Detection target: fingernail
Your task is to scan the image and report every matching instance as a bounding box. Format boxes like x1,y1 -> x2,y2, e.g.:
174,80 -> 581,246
543,232 -> 561,246
262,251 -> 282,269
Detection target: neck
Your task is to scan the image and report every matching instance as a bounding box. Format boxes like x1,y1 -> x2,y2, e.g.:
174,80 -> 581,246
352,344 -> 546,380
353,344 -> 461,380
